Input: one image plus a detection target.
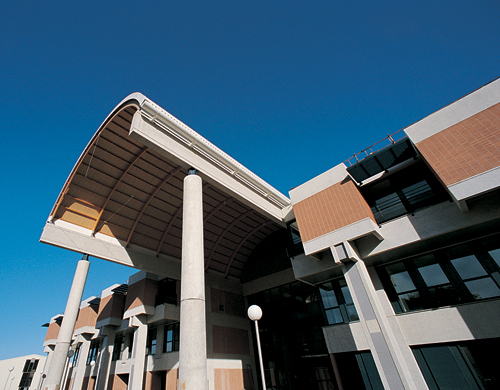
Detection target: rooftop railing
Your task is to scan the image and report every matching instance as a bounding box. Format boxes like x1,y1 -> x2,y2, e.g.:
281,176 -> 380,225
344,129 -> 407,167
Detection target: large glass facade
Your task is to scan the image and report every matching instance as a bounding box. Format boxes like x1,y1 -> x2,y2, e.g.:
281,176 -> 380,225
413,339 -> 499,389
377,235 -> 500,313
248,278 -> 380,390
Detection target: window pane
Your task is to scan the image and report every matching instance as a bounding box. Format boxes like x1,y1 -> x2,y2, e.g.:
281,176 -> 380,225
418,263 -> 450,287
402,180 -> 434,207
399,291 -> 422,312
319,285 -> 339,309
428,284 -> 461,306
390,271 -> 416,293
371,193 -> 407,222
341,285 -> 354,305
451,256 -> 487,279
489,249 -> 500,268
345,305 -> 359,321
465,278 -> 500,300
325,307 -> 343,325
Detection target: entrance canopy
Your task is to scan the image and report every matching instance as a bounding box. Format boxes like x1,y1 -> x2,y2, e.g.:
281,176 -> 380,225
41,93 -> 291,280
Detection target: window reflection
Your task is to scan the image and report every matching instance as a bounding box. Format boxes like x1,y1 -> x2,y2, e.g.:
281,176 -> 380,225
318,278 -> 359,325
378,238 -> 500,313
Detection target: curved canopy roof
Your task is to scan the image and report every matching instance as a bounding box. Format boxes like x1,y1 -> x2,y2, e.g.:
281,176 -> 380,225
41,93 -> 291,280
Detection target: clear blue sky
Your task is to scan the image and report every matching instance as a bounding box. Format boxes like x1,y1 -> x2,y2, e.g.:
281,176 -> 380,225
0,0 -> 498,360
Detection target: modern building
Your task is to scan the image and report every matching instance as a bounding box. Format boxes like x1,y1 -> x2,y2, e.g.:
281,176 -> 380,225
40,78 -> 500,390
0,355 -> 46,390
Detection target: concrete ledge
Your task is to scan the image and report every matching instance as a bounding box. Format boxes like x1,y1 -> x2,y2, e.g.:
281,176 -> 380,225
302,217 -> 381,256
290,164 -> 348,204
396,299 -> 500,345
40,222 -> 181,279
448,165 -> 500,201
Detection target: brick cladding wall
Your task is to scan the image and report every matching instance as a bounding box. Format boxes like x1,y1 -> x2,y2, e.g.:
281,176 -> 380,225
293,177 -> 375,243
417,102 -> 500,187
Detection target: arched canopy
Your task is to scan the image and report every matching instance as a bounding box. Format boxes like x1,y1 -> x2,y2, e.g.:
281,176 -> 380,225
41,93 -> 291,280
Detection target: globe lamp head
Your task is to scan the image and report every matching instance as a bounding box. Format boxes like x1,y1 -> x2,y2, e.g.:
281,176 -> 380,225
247,305 -> 263,321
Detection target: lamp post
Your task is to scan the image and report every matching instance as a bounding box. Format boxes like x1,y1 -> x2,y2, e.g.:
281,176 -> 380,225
61,349 -> 75,390
38,373 -> 46,390
7,377 -> 14,390
3,366 -> 14,390
248,305 -> 267,390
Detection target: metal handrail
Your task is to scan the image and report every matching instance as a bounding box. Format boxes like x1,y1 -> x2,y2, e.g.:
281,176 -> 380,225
344,128 -> 407,167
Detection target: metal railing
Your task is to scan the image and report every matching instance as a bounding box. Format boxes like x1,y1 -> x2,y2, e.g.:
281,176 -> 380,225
344,129 -> 407,167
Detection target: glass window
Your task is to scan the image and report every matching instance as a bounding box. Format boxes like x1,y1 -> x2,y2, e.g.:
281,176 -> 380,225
379,237 -> 500,314
146,328 -> 157,355
451,256 -> 500,300
155,278 -> 178,306
362,162 -> 449,224
417,262 -> 449,287
318,278 -> 359,325
451,256 -> 488,279
464,278 -> 500,300
413,344 -> 485,390
340,279 -> 359,321
489,248 -> 500,268
72,344 -> 80,367
87,340 -> 100,365
112,336 -> 124,361
385,263 -> 422,312
163,323 -> 179,353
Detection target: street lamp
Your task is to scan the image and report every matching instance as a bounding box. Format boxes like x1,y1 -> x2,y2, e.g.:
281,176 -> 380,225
7,377 -> 14,390
3,367 -> 14,390
38,373 -> 46,390
248,305 -> 267,390
62,349 -> 75,390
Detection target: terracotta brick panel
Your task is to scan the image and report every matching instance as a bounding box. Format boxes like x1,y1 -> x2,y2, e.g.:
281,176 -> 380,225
97,294 -> 125,322
109,374 -> 129,390
417,102 -> 500,187
292,177 -> 374,243
166,369 -> 178,390
74,305 -> 98,330
212,325 -> 250,355
214,368 -> 253,390
44,321 -> 61,342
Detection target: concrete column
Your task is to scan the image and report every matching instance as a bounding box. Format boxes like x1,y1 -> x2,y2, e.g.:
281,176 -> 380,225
340,250 -> 428,390
129,315 -> 148,390
179,171 -> 208,390
69,336 -> 91,390
45,257 -> 90,390
95,327 -> 116,390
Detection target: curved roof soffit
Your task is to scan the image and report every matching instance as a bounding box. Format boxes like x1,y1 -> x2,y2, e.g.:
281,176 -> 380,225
45,93 -> 289,280
49,94 -> 145,220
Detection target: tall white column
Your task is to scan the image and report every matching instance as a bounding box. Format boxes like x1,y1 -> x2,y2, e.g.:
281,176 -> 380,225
129,315 -> 148,390
179,170 -> 208,390
45,256 -> 90,390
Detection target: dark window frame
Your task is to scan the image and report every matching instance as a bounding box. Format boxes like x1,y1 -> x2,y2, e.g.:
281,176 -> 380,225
361,162 -> 450,224
378,236 -> 500,313
163,322 -> 180,353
